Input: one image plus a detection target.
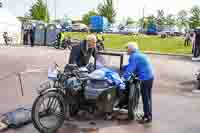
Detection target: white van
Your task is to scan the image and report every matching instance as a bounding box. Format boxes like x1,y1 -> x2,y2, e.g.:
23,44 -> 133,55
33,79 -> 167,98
72,23 -> 89,32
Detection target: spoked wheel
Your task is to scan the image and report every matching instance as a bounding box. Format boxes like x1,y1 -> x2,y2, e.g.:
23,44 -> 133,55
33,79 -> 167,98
54,45 -> 59,49
32,92 -> 66,133
53,42 -> 60,49
97,43 -> 104,51
60,42 -> 67,50
128,82 -> 140,120
62,45 -> 67,50
67,45 -> 72,50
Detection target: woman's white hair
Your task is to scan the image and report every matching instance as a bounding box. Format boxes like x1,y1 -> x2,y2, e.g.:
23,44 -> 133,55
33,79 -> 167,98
86,34 -> 97,42
127,42 -> 139,51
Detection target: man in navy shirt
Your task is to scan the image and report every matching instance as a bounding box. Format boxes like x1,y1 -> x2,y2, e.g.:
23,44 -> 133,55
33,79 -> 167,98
123,42 -> 154,123
68,34 -> 97,67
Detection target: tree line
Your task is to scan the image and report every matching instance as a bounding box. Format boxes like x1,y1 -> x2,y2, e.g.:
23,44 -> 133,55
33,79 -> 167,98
140,6 -> 200,31
26,0 -> 116,24
125,6 -> 200,31
26,0 -> 200,31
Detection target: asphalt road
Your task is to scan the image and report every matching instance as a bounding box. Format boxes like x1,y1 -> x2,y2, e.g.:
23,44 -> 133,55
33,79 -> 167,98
0,47 -> 200,133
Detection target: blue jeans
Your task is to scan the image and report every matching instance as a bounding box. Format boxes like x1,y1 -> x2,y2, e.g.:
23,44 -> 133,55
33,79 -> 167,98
140,79 -> 153,118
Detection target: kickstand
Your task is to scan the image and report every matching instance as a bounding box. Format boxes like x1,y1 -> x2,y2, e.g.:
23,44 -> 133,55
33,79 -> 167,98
17,72 -> 24,96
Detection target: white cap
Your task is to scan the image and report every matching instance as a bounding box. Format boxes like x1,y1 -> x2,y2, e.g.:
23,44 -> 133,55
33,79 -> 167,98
127,42 -> 139,51
86,34 -> 97,42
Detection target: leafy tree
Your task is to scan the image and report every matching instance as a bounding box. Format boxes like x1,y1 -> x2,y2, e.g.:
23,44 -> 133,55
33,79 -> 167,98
177,10 -> 189,30
61,14 -> 72,26
166,14 -> 176,28
189,5 -> 200,28
29,0 -> 49,22
63,14 -> 70,22
82,10 -> 98,25
156,9 -> 165,31
97,0 -> 117,23
138,17 -> 149,30
146,15 -> 156,25
125,17 -> 135,25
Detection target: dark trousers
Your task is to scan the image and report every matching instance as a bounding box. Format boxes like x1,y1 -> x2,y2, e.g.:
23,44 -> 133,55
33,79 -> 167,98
23,38 -> 28,45
140,79 -> 153,118
184,39 -> 190,46
193,45 -> 200,57
30,39 -> 34,47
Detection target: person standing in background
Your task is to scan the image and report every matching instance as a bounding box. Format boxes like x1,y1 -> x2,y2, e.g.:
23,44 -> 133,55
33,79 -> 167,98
3,32 -> 8,45
184,32 -> 190,47
23,30 -> 28,45
191,32 -> 196,55
30,28 -> 35,47
56,31 -> 62,48
192,29 -> 200,60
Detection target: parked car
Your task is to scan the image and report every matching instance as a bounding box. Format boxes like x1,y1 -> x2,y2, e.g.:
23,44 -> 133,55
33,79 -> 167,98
160,30 -> 180,37
120,27 -> 139,35
146,23 -> 158,35
72,23 -> 89,32
61,25 -> 72,32
104,27 -> 119,33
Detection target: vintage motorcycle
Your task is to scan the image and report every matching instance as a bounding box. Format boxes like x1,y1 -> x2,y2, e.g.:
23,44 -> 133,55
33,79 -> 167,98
96,34 -> 105,51
97,39 -> 105,51
53,37 -> 73,50
31,64 -> 140,133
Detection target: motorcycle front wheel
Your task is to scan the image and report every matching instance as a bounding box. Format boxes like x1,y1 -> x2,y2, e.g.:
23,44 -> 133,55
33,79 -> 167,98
53,42 -> 60,49
128,82 -> 140,120
32,92 -> 66,133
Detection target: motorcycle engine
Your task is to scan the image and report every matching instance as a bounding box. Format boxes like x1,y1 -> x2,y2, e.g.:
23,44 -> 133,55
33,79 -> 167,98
65,77 -> 82,92
84,80 -> 117,113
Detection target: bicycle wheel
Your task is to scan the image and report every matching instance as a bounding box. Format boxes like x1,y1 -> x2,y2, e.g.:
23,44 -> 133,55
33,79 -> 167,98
128,82 -> 140,120
32,92 -> 66,133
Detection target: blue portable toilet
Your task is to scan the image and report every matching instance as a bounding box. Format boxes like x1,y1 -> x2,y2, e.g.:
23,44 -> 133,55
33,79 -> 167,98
90,16 -> 109,32
146,23 -> 157,35
34,23 -> 46,45
46,24 -> 61,46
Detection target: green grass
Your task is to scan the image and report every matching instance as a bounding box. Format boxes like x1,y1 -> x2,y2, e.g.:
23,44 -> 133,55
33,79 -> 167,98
63,32 -> 192,55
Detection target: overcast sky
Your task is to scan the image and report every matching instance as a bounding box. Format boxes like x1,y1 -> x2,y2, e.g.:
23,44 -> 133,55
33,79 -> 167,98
1,0 -> 200,21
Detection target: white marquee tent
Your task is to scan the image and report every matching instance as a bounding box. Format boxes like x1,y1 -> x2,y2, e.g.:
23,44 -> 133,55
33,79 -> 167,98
0,8 -> 21,44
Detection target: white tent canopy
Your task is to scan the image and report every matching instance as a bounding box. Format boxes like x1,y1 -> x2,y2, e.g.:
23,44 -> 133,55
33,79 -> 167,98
0,8 -> 21,44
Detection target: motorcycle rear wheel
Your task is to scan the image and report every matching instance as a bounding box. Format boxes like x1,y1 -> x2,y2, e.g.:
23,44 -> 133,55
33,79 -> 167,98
128,83 -> 140,120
